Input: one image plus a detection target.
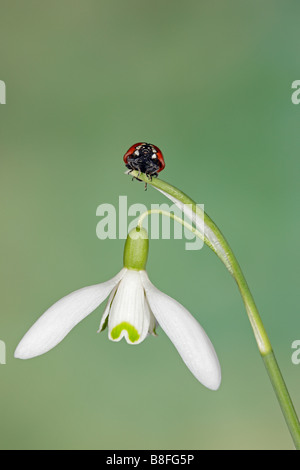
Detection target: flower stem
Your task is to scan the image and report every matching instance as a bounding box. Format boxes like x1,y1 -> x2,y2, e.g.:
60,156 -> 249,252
128,171 -> 300,449
137,208 -> 204,241
263,352 -> 300,449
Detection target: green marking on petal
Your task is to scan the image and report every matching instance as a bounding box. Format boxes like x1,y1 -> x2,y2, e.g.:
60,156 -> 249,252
100,315 -> 109,332
111,322 -> 140,343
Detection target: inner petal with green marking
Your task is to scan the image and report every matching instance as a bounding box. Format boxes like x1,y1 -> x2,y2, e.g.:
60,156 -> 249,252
111,322 -> 140,343
107,269 -> 151,345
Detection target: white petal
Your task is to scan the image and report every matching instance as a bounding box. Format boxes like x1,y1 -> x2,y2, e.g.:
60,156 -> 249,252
140,272 -> 221,390
97,284 -> 118,333
15,269 -> 127,360
108,270 -> 150,345
154,187 -> 232,273
147,298 -> 158,336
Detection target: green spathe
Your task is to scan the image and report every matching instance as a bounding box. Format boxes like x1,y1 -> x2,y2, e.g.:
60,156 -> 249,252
123,227 -> 149,271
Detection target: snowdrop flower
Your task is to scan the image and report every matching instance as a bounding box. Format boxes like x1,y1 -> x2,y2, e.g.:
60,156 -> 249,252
15,228 -> 221,390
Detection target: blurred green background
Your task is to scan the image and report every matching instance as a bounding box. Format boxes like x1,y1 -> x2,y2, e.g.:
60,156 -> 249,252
0,0 -> 299,450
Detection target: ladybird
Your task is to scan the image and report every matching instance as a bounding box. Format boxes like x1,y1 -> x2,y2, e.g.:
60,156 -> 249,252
123,142 -> 165,178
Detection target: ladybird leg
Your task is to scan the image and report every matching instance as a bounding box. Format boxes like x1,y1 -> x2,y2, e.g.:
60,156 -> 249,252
126,167 -> 134,179
144,183 -> 148,191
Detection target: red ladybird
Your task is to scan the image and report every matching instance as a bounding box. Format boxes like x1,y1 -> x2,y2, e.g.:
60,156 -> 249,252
123,142 -> 165,178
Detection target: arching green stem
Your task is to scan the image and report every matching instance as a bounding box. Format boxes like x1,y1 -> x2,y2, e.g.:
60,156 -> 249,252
127,170 -> 300,449
137,208 -> 204,241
